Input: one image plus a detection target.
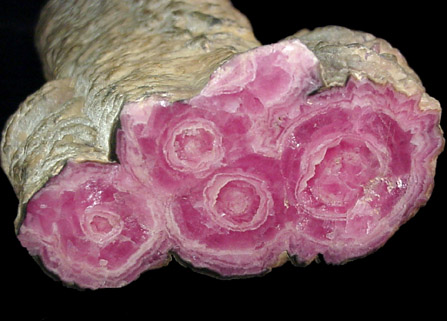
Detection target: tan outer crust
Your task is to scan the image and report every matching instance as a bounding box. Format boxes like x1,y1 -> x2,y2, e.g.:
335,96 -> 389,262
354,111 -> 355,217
1,0 -> 260,231
292,26 -> 425,96
292,26 -> 441,114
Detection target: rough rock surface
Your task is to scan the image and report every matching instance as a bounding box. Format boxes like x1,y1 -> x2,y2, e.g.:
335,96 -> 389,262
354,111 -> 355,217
2,0 -> 259,229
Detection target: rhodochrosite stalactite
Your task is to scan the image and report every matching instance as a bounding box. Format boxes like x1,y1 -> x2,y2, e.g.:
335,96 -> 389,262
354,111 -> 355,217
19,162 -> 170,288
1,0 -> 443,289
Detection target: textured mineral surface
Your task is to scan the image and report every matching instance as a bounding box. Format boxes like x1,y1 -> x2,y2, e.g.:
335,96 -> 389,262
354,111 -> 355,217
2,0 -> 443,289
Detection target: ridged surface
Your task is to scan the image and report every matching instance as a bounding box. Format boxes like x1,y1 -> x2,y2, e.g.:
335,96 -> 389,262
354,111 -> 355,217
1,0 -> 260,230
1,1 -> 443,287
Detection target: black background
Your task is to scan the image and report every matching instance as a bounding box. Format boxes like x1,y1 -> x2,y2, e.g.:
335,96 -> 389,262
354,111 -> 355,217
1,1 -> 445,319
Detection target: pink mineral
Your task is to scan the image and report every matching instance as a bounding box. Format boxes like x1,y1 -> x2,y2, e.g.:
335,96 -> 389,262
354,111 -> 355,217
18,162 -> 170,289
17,36 -> 443,288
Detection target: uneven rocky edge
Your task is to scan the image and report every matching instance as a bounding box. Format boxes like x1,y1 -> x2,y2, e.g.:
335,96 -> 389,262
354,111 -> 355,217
1,0 -> 443,289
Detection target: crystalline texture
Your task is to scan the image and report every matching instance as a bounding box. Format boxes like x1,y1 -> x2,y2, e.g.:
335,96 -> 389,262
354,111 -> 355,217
19,162 -> 170,288
15,30 -> 443,288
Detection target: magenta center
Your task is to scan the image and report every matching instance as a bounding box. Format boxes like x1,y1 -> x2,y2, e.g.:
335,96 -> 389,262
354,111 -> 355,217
174,127 -> 215,161
82,210 -> 124,243
303,138 -> 380,216
90,215 -> 114,234
215,180 -> 261,222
